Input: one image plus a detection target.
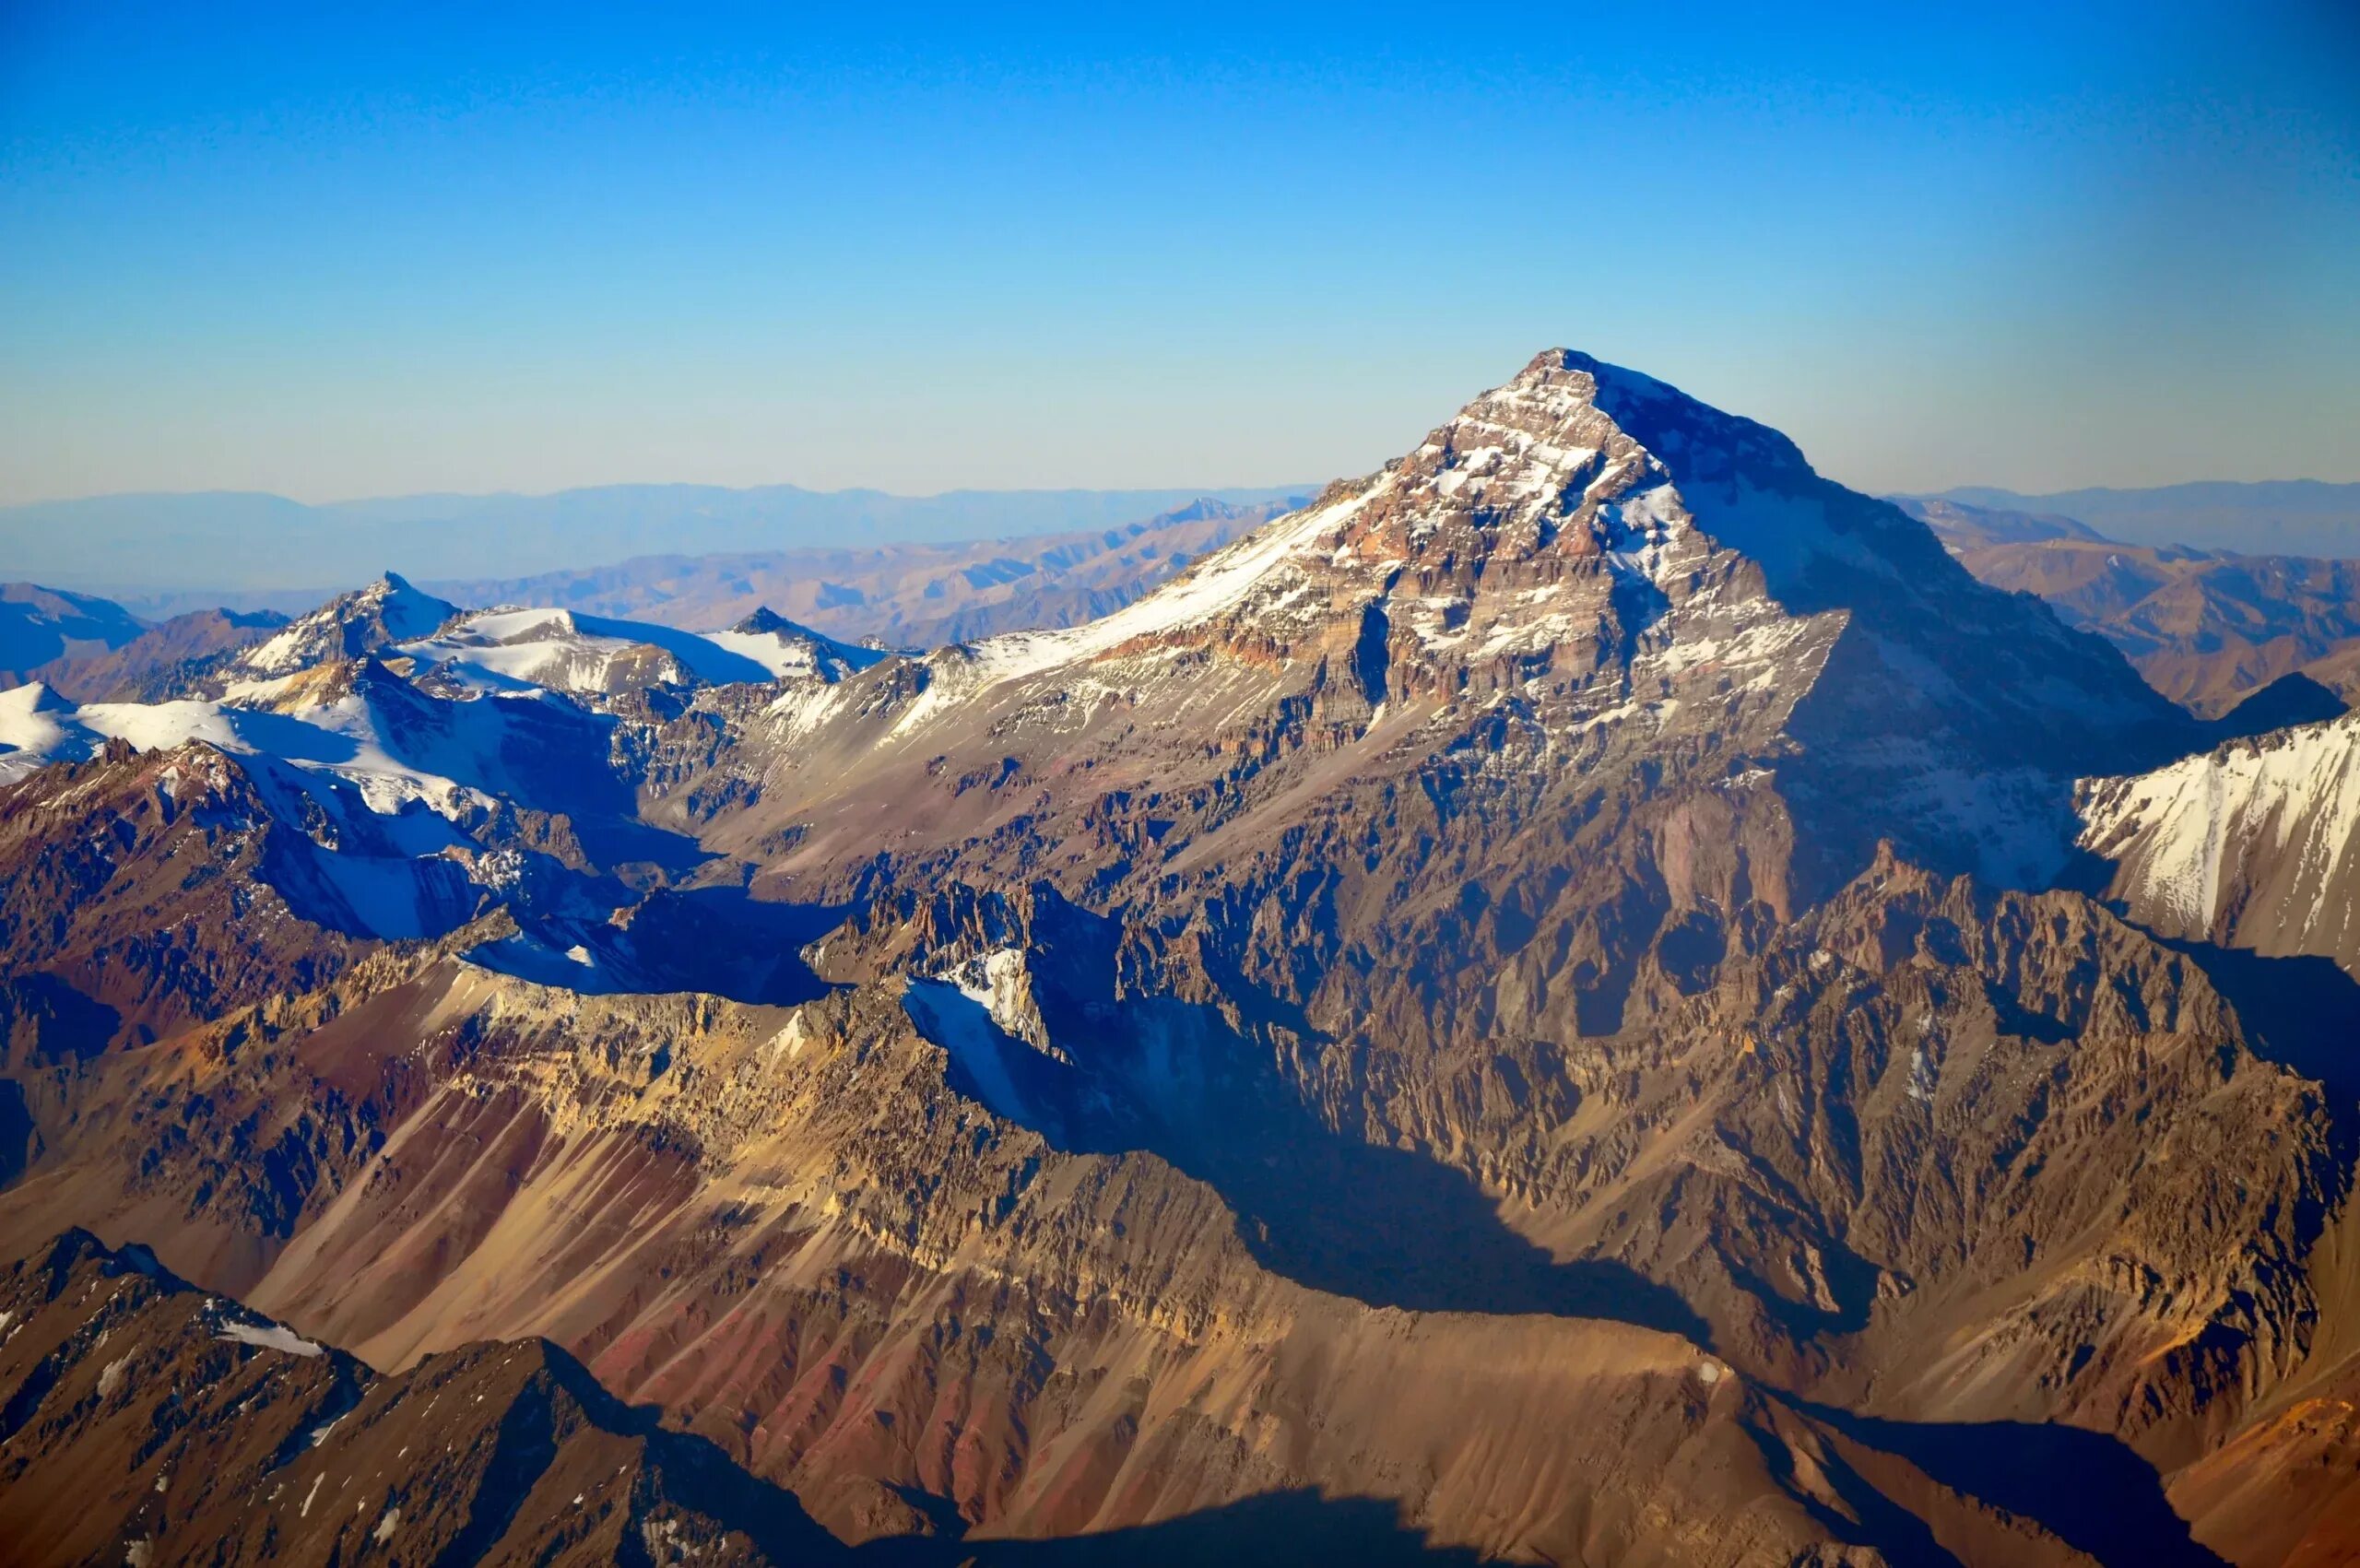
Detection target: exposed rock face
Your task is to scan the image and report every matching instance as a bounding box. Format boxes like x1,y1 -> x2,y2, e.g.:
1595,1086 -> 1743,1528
668,350 -> 2194,1032
0,349 -> 2348,1565
0,740 -> 390,1058
0,951 -> 2097,1565
0,1230 -> 845,1566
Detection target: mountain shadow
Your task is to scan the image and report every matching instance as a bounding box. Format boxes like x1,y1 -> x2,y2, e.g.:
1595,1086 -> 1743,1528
614,885 -> 851,1005
897,898 -> 1710,1344
520,1341 -> 856,1567
2207,670 -> 2347,740
466,886 -> 854,1006
1149,1093 -> 1709,1339
856,1489 -> 1498,1567
2152,935 -> 2360,1181
0,1081 -> 39,1186
1793,1400 -> 2231,1568
0,972 -> 122,1067
2154,937 -> 2360,1107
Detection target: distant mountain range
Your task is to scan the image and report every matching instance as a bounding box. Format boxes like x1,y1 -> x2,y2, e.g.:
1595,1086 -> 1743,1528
1918,479 -> 2360,556
0,483 -> 1314,608
0,584 -> 145,678
18,480 -> 2359,730
431,494 -> 1309,645
0,497 -> 1306,709
1902,496 -> 2360,719
12,476 -> 2353,631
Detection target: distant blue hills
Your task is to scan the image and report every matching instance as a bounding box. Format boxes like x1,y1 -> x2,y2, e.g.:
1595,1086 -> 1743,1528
9,477 -> 2359,615
1917,479 -> 2360,556
0,482 -> 1314,606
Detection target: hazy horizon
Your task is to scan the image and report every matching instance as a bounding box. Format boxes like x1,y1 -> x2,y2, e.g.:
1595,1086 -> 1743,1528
11,469 -> 2360,516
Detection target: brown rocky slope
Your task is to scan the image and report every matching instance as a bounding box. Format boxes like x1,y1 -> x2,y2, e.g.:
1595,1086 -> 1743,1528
0,935 -> 2099,1565
0,350 -> 2351,1563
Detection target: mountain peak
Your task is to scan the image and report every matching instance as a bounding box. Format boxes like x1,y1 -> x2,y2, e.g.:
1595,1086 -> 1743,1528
231,572 -> 461,680
1494,346 -> 1674,411
730,606 -> 791,636
1486,348 -> 1816,490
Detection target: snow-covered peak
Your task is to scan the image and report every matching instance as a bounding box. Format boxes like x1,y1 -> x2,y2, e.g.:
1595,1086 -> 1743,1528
0,643 -> 631,827
832,349 -> 1729,710
740,349 -> 2180,893
707,608 -> 887,683
236,572 -> 461,678
393,606 -> 784,694
2078,708 -> 2360,954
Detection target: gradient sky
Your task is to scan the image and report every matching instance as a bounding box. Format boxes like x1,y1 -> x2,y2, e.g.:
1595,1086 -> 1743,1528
3,0 -> 2355,505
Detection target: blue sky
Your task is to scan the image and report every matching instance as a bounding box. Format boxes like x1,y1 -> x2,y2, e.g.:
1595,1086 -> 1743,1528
3,1 -> 2355,503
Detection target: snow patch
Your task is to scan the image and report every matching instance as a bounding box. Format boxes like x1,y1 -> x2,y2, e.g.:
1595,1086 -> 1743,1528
395,607 -> 776,693
2079,711 -> 2360,936
218,1320 -> 323,1357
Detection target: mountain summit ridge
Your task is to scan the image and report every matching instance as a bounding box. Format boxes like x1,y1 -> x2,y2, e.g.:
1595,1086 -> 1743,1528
684,348 -> 2189,902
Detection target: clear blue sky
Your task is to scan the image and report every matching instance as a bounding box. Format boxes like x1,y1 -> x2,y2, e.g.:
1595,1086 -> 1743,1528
3,0 -> 2354,503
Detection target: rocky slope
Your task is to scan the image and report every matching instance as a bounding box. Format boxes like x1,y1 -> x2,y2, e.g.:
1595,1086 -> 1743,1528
0,1229 -> 851,1566
0,737 -> 403,1063
669,350 -> 2193,961
0,349 -> 2347,1564
0,658 -> 783,1064
0,941 -> 2105,1565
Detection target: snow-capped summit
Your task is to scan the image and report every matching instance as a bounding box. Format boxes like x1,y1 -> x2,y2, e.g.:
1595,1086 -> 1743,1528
720,348 -> 2194,893
824,348 -> 1976,711
707,607 -> 887,683
205,574 -> 870,701
233,572 -> 460,680
392,605 -> 837,693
